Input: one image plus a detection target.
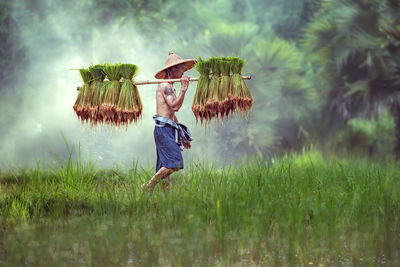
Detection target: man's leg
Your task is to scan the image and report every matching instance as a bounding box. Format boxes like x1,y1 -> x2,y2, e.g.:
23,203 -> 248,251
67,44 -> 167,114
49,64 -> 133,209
161,175 -> 171,191
144,167 -> 176,192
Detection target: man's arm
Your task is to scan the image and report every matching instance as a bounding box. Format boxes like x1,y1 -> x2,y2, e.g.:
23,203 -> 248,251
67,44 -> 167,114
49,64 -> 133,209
162,84 -> 187,112
161,76 -> 189,112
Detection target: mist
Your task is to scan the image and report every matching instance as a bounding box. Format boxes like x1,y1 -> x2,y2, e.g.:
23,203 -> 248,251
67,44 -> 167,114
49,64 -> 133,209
1,0 -> 261,169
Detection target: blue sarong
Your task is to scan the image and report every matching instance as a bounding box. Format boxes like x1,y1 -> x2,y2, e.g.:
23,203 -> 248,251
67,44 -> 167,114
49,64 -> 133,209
153,115 -> 192,172
153,115 -> 193,150
154,123 -> 184,172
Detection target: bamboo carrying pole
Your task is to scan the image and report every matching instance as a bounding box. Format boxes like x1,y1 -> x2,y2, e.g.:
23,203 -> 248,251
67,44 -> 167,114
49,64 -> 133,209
76,76 -> 251,91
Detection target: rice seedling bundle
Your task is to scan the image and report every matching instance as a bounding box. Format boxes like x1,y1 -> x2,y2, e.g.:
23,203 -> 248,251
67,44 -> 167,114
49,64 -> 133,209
73,58 -> 251,128
205,57 -> 221,120
132,82 -> 143,121
116,63 -> 142,125
192,56 -> 252,125
73,69 -> 92,123
101,63 -> 122,125
218,58 -> 232,119
232,57 -> 253,114
192,57 -> 211,125
88,65 -> 106,126
230,57 -> 242,112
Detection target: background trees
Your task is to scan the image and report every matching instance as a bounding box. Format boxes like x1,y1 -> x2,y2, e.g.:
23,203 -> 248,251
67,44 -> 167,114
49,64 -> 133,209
301,0 -> 400,155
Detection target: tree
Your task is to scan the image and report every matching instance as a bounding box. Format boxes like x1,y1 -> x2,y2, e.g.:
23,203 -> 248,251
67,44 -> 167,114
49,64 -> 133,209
301,0 -> 400,155
271,0 -> 321,40
337,109 -> 395,156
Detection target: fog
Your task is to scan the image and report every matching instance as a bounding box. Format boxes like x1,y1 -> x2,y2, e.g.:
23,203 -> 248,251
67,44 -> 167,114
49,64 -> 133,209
0,0 -> 231,169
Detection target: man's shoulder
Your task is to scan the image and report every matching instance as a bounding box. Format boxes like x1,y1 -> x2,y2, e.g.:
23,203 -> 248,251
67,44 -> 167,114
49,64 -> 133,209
158,82 -> 171,89
158,82 -> 174,96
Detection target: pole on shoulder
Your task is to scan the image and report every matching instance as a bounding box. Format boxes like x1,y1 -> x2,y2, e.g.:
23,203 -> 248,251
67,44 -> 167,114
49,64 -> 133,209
76,76 -> 251,91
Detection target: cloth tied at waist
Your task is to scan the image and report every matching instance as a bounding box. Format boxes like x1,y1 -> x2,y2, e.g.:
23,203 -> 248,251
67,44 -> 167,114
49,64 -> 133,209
153,115 -> 193,151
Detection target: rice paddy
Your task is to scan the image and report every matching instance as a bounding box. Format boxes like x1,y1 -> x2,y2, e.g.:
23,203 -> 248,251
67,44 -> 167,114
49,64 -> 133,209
0,148 -> 399,265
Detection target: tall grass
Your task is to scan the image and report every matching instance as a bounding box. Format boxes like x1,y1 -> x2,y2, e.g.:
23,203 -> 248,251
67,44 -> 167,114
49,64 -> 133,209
0,148 -> 399,265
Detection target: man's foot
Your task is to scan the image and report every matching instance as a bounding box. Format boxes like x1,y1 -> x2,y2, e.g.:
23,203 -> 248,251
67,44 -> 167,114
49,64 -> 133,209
142,180 -> 156,193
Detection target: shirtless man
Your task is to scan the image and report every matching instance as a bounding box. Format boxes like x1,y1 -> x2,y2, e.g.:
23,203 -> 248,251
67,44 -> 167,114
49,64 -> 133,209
143,52 -> 196,192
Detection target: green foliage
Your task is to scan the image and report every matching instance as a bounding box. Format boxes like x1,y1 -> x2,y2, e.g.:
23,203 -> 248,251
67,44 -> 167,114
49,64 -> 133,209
271,0 -> 321,40
337,110 -> 396,155
301,0 -> 400,154
302,0 -> 400,117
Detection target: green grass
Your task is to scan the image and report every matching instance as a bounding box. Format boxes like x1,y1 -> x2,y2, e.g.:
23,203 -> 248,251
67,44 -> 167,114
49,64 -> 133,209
0,148 -> 399,266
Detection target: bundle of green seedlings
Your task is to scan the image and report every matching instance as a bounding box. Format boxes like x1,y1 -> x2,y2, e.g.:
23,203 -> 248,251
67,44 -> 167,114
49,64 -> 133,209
88,64 -> 106,126
116,63 -> 142,125
73,69 -> 93,124
218,58 -> 232,119
192,56 -> 253,125
205,57 -> 220,120
231,57 -> 253,114
192,57 -> 211,125
100,63 -> 122,125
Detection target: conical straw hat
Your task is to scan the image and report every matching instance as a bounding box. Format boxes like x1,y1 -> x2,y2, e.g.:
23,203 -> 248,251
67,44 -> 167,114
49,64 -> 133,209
155,51 -> 197,79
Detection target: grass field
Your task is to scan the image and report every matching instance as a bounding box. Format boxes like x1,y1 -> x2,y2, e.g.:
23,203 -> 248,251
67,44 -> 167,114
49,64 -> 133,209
0,148 -> 399,266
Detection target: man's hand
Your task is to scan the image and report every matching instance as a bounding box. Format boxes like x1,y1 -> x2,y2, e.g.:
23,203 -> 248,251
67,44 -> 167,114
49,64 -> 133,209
180,76 -> 190,92
182,140 -> 191,149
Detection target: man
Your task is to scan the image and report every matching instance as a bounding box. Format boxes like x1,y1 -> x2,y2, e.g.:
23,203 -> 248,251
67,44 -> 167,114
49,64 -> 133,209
143,52 -> 196,192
